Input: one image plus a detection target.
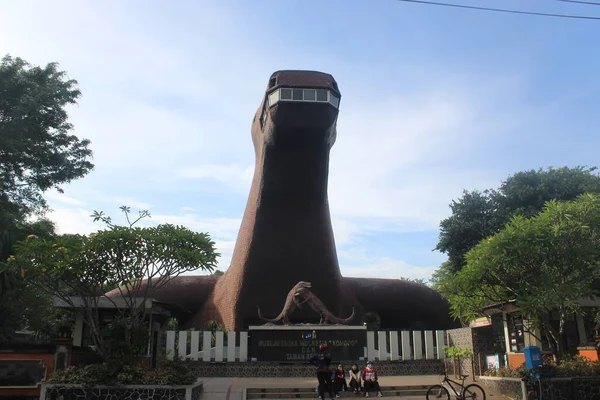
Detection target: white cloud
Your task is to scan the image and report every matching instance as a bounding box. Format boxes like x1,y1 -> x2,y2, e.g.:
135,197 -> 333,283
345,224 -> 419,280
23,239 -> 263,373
2,0 -> 537,280
175,163 -> 254,193
47,206 -> 103,235
341,257 -> 437,281
45,192 -> 86,206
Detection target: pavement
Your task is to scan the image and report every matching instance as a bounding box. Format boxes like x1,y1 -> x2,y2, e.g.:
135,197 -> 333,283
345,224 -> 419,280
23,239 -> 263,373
199,375 -> 511,400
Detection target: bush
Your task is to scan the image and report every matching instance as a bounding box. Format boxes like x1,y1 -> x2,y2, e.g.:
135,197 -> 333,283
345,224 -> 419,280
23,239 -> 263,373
48,361 -> 197,386
484,355 -> 600,378
484,365 -> 527,378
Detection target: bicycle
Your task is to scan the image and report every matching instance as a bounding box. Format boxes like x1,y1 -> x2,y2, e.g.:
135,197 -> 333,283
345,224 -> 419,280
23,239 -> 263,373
426,372 -> 486,400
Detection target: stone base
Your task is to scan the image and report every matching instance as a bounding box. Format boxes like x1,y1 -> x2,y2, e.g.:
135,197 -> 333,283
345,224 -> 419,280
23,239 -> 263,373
183,360 -> 443,377
40,381 -> 202,400
479,376 -> 526,400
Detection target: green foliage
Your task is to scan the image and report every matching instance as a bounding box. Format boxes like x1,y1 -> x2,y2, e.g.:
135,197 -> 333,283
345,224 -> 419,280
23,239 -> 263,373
435,166 -> 600,274
48,361 -> 197,386
484,355 -> 600,378
103,317 -> 149,364
204,320 -> 228,347
362,311 -> 381,331
2,206 -> 220,363
212,269 -> 225,276
484,365 -> 527,378
442,194 -> 600,358
443,346 -> 473,360
0,54 -> 93,214
436,190 -> 500,274
0,218 -> 59,343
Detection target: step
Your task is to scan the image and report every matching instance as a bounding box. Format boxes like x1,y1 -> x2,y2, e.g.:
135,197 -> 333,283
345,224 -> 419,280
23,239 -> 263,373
246,387 -> 429,399
246,386 -> 429,393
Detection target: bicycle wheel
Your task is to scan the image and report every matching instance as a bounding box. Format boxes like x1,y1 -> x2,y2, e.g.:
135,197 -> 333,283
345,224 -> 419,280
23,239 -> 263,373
463,383 -> 486,400
426,384 -> 450,400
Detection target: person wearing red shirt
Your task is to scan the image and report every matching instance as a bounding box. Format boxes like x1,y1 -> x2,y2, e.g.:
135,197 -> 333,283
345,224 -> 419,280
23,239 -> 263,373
361,362 -> 382,397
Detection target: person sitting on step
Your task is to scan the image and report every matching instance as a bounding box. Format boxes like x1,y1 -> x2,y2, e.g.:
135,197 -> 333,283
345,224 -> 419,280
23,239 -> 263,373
333,364 -> 348,397
361,362 -> 382,398
349,364 -> 362,394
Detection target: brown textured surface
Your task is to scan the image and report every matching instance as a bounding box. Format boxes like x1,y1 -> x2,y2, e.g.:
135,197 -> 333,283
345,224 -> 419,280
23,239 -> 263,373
105,275 -> 218,321
107,70 -> 457,331
345,278 -> 457,330
111,275 -> 456,330
197,71 -> 355,330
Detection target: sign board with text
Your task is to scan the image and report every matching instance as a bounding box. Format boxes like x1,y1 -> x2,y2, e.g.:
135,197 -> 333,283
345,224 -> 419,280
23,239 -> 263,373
248,326 -> 366,362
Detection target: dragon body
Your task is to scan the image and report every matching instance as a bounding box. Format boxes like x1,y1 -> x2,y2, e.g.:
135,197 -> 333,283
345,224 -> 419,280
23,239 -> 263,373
258,281 -> 355,325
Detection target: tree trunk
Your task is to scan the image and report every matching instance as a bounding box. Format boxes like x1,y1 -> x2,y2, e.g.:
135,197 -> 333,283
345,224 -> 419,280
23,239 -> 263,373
542,313 -> 562,362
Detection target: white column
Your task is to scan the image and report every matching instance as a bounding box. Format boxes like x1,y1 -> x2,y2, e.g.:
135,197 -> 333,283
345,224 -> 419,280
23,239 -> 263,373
435,330 -> 445,359
239,331 -> 248,362
576,313 -> 588,345
503,312 -> 511,353
227,331 -> 236,362
190,331 -> 200,361
202,331 -> 212,362
73,313 -> 84,347
401,331 -> 411,361
215,331 -> 224,362
366,331 -> 376,360
166,331 -> 175,361
424,330 -> 434,360
378,331 -> 388,361
178,331 -> 188,360
389,331 -> 400,361
413,331 -> 423,360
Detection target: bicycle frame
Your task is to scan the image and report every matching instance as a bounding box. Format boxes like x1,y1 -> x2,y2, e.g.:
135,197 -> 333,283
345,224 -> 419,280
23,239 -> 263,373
441,374 -> 468,397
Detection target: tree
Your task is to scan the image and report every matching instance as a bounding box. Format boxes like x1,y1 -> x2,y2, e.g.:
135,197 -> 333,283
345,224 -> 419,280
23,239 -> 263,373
4,207 -> 220,364
212,269 -> 225,276
0,54 -> 93,214
435,166 -> 600,274
441,194 -> 600,360
0,218 -> 59,343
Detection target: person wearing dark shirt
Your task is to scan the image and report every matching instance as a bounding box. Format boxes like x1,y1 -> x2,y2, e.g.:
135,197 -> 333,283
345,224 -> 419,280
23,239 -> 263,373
333,364 -> 348,397
310,343 -> 334,400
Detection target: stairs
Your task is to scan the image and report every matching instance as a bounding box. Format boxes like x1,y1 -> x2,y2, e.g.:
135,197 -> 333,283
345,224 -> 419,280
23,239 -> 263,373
245,386 -> 430,399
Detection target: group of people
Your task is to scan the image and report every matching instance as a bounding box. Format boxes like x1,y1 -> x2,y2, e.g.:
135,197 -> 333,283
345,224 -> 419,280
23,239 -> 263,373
310,344 -> 383,400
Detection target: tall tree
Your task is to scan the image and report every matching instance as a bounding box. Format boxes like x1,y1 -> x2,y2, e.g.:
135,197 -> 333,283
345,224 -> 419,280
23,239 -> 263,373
0,219 -> 58,342
0,54 -> 93,214
441,194 -> 600,360
0,54 -> 93,341
5,207 -> 220,364
435,166 -> 600,274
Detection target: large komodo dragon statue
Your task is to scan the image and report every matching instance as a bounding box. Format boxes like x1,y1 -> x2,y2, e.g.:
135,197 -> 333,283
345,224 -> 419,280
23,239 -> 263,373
257,281 -> 355,325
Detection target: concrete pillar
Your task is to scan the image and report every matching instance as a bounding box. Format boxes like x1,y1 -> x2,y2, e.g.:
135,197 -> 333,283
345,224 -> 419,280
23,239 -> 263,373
503,312 -> 511,353
576,313 -> 588,345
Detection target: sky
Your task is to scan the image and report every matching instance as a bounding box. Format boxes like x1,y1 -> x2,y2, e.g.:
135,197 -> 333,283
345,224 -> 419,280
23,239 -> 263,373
1,0 -> 599,280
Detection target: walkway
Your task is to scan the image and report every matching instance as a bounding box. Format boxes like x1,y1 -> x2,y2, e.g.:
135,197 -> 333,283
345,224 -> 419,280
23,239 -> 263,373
200,375 -> 510,400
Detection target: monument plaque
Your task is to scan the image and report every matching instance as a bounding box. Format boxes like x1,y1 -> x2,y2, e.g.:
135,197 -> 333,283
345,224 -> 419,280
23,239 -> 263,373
249,326 -> 366,362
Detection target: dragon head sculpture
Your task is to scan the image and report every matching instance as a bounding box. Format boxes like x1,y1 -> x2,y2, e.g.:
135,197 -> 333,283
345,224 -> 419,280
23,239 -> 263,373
293,281 -> 312,296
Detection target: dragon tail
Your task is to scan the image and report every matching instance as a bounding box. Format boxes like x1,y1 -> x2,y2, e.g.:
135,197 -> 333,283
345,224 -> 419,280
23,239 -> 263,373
257,305 -> 283,323
332,306 -> 355,325
342,306 -> 355,324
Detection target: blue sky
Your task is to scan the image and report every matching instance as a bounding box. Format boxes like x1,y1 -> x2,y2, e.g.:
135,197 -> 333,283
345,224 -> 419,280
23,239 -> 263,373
1,0 -> 599,280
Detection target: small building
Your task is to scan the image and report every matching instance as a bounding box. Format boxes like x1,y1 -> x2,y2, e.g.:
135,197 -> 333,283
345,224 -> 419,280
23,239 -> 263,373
52,296 -> 184,366
478,299 -> 600,368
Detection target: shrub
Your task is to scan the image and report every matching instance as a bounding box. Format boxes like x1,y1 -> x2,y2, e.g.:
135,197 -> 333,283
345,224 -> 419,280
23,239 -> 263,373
484,365 -> 526,378
48,361 -> 197,386
484,356 -> 600,378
